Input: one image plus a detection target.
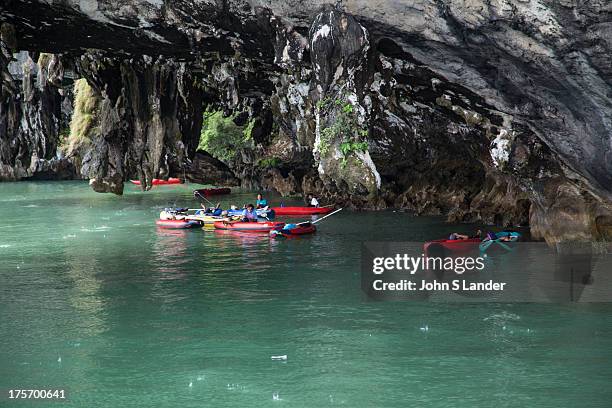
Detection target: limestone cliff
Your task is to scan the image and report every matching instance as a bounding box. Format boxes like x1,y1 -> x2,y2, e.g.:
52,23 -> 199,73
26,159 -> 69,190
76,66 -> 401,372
0,0 -> 610,242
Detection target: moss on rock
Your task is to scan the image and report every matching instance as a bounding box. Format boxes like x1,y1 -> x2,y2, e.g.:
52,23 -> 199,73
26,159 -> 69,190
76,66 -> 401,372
67,78 -> 99,154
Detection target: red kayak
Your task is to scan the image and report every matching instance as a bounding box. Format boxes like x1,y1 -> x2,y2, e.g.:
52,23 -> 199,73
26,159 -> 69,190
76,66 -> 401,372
272,206 -> 334,216
131,178 -> 182,186
214,221 -> 284,232
272,223 -> 317,237
423,238 -> 481,256
156,219 -> 202,229
193,188 -> 231,197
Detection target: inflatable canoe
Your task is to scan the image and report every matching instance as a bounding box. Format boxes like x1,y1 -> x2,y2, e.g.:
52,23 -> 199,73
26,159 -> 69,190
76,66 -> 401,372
214,221 -> 285,232
479,231 -> 521,253
156,219 -> 202,229
423,238 -> 481,257
271,222 -> 316,237
193,188 -> 231,197
271,206 -> 334,216
131,178 -> 182,186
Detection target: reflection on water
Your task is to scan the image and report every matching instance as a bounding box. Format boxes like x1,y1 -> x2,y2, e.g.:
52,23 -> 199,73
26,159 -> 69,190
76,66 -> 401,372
0,181 -> 611,407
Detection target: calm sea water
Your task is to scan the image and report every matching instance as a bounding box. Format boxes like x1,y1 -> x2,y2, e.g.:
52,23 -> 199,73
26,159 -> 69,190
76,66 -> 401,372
0,181 -> 611,407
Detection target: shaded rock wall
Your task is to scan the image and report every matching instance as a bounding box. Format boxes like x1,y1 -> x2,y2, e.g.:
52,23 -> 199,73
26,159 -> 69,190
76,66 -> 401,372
186,151 -> 239,187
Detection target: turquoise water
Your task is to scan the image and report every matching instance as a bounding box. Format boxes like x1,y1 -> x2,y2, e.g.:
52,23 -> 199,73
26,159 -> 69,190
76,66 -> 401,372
0,181 -> 611,407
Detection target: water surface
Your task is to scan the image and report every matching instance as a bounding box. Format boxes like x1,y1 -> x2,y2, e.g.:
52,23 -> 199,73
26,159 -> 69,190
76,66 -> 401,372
1,181 -> 611,407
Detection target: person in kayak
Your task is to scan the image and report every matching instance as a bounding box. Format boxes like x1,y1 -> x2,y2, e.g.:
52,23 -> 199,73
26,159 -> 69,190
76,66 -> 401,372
448,230 -> 482,240
307,194 -> 320,207
256,194 -> 268,209
242,204 -> 258,222
200,202 -> 222,216
484,231 -> 514,242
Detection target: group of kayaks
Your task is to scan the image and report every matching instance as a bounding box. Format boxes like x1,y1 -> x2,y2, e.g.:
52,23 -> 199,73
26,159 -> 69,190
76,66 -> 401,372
157,207 -> 330,237
156,188 -> 337,238
147,181 -> 522,246
424,231 -> 522,255
129,178 -> 233,199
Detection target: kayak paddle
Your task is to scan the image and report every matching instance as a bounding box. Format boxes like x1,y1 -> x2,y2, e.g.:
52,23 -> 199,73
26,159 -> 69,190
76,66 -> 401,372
297,208 -> 343,226
194,190 -> 216,207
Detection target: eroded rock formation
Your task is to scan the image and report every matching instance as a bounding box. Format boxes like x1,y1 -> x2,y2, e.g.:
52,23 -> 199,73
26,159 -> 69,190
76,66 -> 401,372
72,53 -> 203,193
1,0 -> 611,242
0,38 -> 77,180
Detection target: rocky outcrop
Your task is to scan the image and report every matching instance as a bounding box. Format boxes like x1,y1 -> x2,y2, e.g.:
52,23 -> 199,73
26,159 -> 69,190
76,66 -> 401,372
72,53 -> 203,193
310,8 -> 381,198
0,32 -> 78,180
0,1 -> 610,243
186,151 -> 239,186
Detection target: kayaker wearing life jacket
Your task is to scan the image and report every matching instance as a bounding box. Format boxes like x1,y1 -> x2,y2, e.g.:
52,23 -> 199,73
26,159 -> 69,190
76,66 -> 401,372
307,194 -> 320,208
242,204 -> 258,222
256,194 -> 268,209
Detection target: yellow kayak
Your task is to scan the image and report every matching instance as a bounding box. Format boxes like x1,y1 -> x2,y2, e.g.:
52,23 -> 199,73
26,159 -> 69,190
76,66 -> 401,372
185,214 -> 239,226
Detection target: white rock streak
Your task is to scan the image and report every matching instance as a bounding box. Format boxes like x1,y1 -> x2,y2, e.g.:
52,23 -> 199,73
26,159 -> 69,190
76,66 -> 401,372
490,129 -> 512,168
311,24 -> 330,45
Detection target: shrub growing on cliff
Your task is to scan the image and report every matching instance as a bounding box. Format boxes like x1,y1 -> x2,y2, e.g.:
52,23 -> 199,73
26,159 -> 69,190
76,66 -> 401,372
317,96 -> 369,163
339,140 -> 369,168
67,78 -> 99,152
243,118 -> 256,140
197,110 -> 253,162
256,157 -> 281,168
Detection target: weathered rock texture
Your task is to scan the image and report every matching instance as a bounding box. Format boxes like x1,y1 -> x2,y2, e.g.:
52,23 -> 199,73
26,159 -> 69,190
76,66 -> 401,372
0,44 -> 77,180
72,53 -> 203,193
1,0 -> 611,242
186,151 -> 239,187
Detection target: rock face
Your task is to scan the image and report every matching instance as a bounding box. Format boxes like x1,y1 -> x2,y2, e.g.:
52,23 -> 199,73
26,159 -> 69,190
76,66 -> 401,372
0,44 -> 78,180
73,53 -> 203,193
186,151 -> 239,187
310,8 -> 382,199
0,0 -> 611,242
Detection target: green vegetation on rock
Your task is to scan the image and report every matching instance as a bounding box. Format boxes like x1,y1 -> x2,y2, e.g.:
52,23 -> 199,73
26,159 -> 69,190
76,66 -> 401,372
315,97 -> 331,112
57,126 -> 70,150
67,78 -> 99,152
197,110 -> 253,162
256,157 -> 281,168
243,118 -> 256,140
318,127 -> 334,156
317,96 -> 369,163
339,140 -> 369,168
